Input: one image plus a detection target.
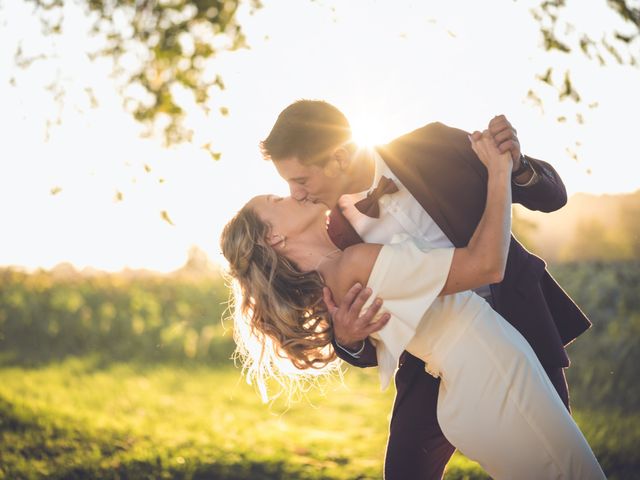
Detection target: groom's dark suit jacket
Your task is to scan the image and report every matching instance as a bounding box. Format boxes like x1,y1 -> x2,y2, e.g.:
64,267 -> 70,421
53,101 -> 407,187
328,121 -> 591,382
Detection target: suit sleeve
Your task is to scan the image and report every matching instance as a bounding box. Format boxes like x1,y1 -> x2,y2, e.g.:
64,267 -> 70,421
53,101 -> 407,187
332,338 -> 379,367
431,123 -> 568,214
444,123 -> 568,213
511,156 -> 568,213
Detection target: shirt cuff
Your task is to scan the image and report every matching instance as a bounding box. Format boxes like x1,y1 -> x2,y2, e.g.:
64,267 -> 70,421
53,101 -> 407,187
335,339 -> 366,358
513,167 -> 540,187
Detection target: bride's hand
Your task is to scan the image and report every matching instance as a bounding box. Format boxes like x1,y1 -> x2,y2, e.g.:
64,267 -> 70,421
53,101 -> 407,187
469,129 -> 513,175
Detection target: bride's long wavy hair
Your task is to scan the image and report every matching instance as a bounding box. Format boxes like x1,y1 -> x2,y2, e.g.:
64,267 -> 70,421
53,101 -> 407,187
220,205 -> 341,402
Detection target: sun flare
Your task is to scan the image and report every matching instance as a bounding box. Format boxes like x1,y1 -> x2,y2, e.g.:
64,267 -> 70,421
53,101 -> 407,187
350,117 -> 389,148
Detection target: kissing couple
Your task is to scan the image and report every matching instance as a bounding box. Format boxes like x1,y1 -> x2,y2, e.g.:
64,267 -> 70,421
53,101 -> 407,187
221,100 -> 606,479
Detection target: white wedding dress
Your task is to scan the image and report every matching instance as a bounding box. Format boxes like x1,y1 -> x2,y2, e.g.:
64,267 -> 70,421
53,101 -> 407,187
366,239 -> 605,479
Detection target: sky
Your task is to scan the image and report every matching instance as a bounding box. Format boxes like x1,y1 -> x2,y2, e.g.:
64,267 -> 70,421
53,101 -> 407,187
0,0 -> 638,272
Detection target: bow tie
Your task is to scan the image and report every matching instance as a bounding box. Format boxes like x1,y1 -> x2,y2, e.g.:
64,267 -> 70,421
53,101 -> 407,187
354,176 -> 399,218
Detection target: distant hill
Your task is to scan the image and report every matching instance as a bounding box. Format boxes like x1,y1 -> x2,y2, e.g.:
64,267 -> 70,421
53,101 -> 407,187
513,190 -> 640,263
43,245 -> 223,279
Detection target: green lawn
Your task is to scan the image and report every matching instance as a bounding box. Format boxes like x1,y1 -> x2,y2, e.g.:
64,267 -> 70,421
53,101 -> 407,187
0,357 -> 488,479
0,357 -> 635,479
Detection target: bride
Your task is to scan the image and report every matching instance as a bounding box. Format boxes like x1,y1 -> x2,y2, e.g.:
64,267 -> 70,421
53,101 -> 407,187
220,130 -> 605,479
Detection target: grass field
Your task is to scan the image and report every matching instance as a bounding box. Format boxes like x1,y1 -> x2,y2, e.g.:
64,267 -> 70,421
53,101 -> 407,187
1,262 -> 639,478
0,356 -> 486,479
1,356 -> 636,479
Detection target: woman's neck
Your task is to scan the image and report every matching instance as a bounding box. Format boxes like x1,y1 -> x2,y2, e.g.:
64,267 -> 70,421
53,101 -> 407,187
285,218 -> 343,273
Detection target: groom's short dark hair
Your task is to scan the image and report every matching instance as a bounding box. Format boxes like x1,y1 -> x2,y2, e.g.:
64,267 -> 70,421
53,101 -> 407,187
261,100 -> 352,166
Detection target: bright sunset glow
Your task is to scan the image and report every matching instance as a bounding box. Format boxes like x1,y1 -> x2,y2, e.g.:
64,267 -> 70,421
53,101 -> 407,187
351,114 -> 394,149
1,0 -> 638,272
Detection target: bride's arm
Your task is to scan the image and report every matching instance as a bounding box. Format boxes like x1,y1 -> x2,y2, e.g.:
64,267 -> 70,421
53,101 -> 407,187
440,130 -> 513,295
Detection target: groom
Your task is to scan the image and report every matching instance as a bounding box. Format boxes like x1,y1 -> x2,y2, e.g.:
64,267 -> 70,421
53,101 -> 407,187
260,100 -> 591,479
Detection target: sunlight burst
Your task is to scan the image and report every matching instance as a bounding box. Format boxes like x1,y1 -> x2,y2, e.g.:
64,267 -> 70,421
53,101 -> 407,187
350,117 -> 388,148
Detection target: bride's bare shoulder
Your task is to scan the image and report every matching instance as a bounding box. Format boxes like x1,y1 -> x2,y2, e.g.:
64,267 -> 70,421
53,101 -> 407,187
340,244 -> 383,272
331,244 -> 383,301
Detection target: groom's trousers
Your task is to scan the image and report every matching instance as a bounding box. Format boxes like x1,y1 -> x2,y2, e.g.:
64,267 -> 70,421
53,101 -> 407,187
383,352 -> 570,480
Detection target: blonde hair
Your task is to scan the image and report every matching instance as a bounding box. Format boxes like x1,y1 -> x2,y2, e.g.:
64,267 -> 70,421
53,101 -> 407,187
220,205 -> 341,402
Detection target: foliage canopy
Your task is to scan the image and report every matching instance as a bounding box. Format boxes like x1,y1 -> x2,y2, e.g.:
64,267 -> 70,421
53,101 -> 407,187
15,0 -> 639,145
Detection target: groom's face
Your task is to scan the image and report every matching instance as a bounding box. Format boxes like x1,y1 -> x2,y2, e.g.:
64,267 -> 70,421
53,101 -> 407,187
273,156 -> 345,208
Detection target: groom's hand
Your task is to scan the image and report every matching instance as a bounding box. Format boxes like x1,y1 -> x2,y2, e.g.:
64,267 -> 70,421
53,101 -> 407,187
323,283 -> 390,350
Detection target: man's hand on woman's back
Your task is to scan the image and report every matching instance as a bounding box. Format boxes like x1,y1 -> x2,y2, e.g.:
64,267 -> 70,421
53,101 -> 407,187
323,283 -> 390,351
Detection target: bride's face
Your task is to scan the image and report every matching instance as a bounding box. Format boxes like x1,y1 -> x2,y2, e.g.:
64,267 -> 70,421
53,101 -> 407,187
248,194 -> 328,241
